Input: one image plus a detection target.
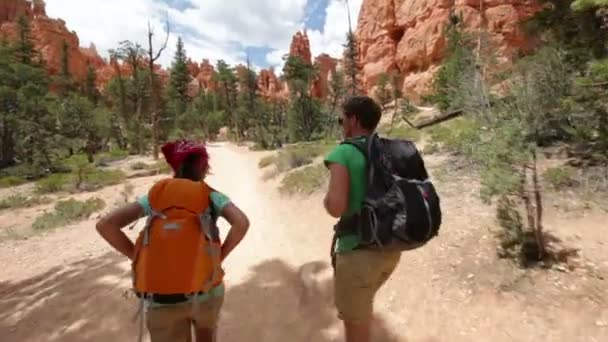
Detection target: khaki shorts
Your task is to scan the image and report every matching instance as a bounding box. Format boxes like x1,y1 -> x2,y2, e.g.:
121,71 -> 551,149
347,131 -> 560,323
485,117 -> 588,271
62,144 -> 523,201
334,249 -> 401,322
146,294 -> 224,342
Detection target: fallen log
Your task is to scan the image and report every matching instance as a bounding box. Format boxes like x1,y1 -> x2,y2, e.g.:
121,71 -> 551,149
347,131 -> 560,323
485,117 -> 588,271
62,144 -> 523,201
412,108 -> 465,129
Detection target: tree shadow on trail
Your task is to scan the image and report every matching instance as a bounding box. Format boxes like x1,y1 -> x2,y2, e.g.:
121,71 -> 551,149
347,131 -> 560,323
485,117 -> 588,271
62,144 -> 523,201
0,255 -> 400,342
219,259 -> 401,342
0,253 -> 138,342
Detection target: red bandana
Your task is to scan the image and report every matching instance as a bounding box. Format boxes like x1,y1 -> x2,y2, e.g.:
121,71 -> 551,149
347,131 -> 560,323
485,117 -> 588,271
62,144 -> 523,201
161,140 -> 209,173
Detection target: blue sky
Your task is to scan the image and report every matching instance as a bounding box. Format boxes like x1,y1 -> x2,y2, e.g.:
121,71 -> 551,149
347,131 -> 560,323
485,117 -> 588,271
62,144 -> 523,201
45,0 -> 362,71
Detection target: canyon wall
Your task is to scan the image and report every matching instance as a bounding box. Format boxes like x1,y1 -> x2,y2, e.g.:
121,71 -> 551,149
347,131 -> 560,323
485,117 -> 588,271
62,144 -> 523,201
356,0 -> 542,101
0,0 -> 108,85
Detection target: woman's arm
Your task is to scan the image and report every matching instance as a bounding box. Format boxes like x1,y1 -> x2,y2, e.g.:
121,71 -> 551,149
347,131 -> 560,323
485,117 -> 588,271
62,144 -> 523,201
219,203 -> 249,262
96,202 -> 144,260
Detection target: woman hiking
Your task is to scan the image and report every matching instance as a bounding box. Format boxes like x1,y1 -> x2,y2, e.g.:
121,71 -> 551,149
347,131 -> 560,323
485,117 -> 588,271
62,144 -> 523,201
96,139 -> 250,342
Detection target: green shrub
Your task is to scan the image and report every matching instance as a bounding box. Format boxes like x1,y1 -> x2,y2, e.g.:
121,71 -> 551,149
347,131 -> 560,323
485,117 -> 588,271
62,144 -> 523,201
428,117 -> 480,155
95,149 -> 129,166
258,155 -> 277,169
422,143 -> 440,155
279,164 -> 328,195
275,142 -> 334,172
262,168 -> 280,181
83,169 -> 126,190
0,176 -> 27,188
543,166 -> 578,190
379,124 -> 422,142
0,195 -> 52,210
36,174 -> 70,194
68,155 -> 126,191
130,162 -> 149,171
32,198 -> 105,231
146,161 -> 172,174
0,164 -> 42,180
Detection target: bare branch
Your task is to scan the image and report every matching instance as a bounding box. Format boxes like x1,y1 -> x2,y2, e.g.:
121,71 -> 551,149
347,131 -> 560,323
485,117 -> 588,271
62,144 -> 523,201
150,14 -> 170,62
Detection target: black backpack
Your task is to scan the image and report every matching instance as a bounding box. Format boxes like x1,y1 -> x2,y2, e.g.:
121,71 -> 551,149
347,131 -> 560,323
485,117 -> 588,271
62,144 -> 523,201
335,133 -> 442,251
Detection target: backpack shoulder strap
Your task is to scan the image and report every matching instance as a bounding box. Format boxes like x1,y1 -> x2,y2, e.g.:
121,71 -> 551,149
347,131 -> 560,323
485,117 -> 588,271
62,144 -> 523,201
340,133 -> 381,188
339,135 -> 373,159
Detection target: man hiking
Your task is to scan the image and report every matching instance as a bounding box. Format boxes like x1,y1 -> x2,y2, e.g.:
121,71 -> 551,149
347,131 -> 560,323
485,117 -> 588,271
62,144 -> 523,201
96,139 -> 250,342
324,96 -> 439,342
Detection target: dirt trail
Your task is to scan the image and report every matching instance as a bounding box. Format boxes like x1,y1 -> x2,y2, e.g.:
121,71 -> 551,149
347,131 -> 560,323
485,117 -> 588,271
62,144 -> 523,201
0,143 -> 343,342
0,143 -> 606,342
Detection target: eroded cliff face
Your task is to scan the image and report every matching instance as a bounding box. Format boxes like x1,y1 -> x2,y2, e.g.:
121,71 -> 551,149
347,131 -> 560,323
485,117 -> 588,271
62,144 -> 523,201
356,0 -> 542,101
312,53 -> 338,99
0,0 -> 108,85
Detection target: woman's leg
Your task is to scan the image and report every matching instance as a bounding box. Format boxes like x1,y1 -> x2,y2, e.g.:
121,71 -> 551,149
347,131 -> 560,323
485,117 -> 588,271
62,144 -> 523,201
147,303 -> 192,342
192,294 -> 224,342
194,327 -> 216,342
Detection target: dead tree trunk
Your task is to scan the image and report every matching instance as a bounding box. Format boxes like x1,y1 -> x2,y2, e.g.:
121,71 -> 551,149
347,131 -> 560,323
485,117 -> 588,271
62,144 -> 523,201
147,19 -> 170,160
531,149 -> 546,260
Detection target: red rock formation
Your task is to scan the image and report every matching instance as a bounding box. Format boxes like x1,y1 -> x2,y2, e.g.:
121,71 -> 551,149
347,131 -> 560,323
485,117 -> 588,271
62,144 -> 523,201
186,58 -> 200,77
0,0 -> 108,87
96,57 -> 132,90
234,64 -> 249,91
32,0 -> 46,17
312,53 -> 338,98
0,0 -> 32,24
188,59 -> 217,97
195,59 -> 216,92
289,31 -> 312,64
80,43 -> 106,69
257,68 -> 287,101
356,0 -> 542,101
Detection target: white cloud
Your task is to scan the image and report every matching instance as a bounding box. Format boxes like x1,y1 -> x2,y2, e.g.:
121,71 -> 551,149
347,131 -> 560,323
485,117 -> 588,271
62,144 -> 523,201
308,0 -> 362,59
265,49 -> 288,70
45,0 -> 306,68
44,0 -> 362,71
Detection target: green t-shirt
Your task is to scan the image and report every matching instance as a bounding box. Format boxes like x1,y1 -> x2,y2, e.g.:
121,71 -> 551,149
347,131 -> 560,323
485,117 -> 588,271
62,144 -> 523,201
324,136 -> 367,253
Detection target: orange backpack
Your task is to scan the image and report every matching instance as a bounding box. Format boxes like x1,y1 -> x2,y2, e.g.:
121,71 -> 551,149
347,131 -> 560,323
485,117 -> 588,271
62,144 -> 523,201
132,178 -> 223,295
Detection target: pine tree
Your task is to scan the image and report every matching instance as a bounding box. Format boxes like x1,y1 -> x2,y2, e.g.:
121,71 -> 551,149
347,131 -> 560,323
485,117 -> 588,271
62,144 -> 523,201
168,37 -> 191,124
84,64 -> 99,105
110,40 -> 149,154
374,73 -> 391,109
10,16 -> 56,173
426,12 -> 475,111
283,55 -> 323,141
343,30 -> 361,96
56,40 -> 74,97
215,60 -> 239,141
0,38 -> 17,167
14,15 -> 35,65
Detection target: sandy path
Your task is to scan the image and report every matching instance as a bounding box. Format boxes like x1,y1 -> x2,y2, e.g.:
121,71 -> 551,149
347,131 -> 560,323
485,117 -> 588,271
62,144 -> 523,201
0,143 -> 344,342
0,143 -> 606,342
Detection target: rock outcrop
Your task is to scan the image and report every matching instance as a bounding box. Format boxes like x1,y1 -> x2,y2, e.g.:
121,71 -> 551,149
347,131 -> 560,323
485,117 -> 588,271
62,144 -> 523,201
195,59 -> 217,92
289,31 -> 312,64
0,0 -> 32,24
186,58 -> 200,77
284,31 -> 338,99
356,0 -> 542,101
312,54 -> 338,98
0,0 -> 108,86
257,68 -> 287,101
187,59 -> 218,97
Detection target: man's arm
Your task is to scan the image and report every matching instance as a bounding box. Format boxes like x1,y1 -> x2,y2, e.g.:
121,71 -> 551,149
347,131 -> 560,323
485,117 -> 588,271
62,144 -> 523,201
324,162 -> 350,218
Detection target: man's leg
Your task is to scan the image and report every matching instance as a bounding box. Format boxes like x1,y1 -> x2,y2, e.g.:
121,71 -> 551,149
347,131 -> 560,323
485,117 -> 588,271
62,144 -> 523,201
334,249 -> 401,342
